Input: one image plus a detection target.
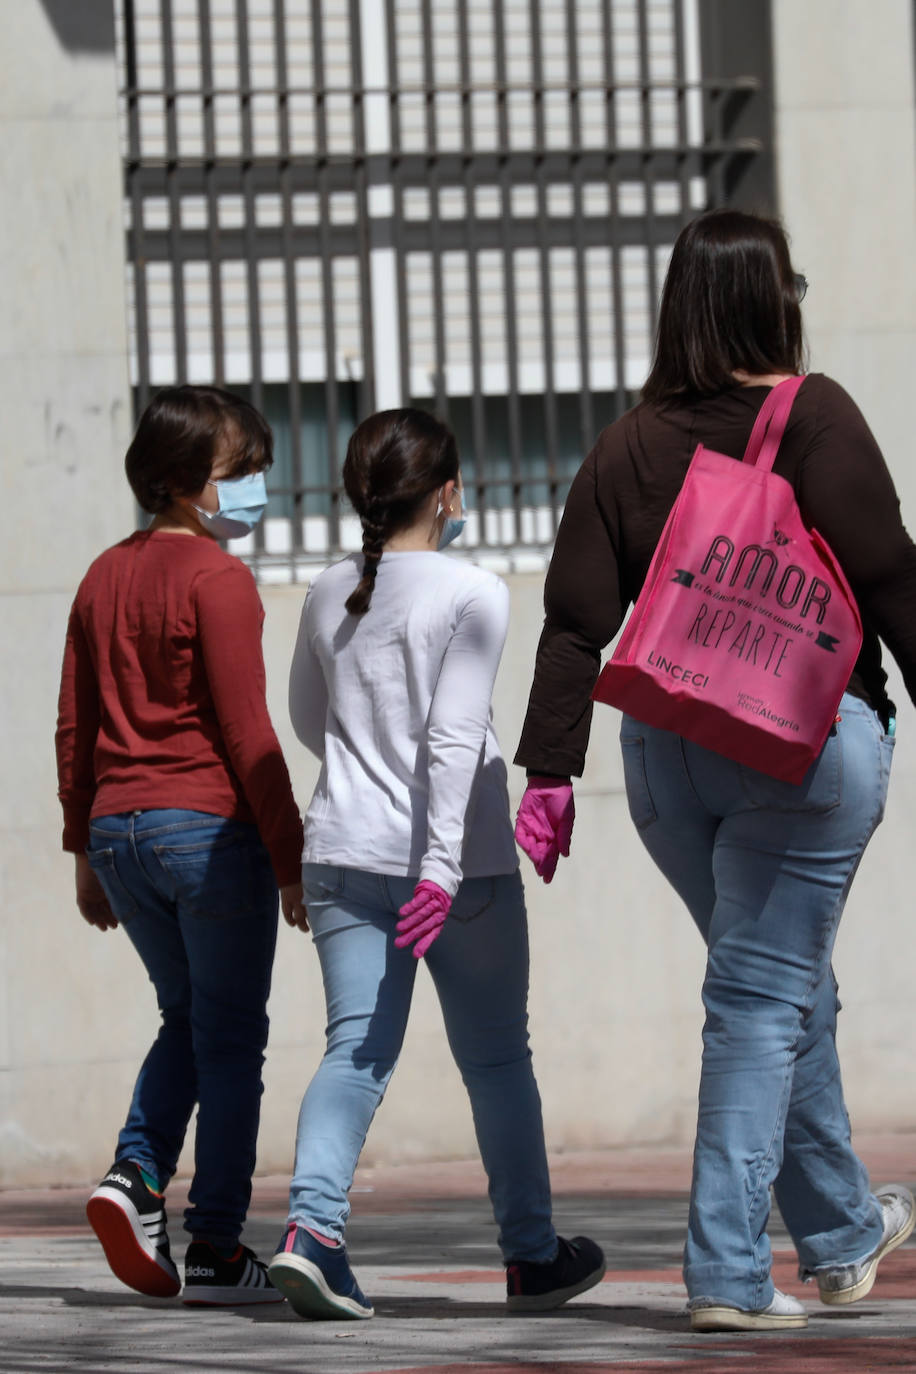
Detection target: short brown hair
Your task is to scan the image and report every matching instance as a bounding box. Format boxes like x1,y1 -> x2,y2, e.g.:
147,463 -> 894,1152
125,385 -> 273,514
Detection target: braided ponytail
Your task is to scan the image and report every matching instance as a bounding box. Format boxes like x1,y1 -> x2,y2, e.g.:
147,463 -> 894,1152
342,408 -> 460,616
345,512 -> 386,616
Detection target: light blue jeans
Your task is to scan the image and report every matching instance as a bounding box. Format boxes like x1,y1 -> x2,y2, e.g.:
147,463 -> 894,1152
289,865 -> 557,1263
620,693 -> 894,1310
87,809 -> 278,1242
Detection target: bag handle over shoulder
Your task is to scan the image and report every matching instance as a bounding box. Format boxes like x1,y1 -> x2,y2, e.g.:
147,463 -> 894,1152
742,374 -> 806,473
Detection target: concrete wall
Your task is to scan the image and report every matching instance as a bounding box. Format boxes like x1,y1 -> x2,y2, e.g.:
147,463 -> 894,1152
772,0 -> 916,1120
0,2 -> 135,1184
2,0 -> 914,1191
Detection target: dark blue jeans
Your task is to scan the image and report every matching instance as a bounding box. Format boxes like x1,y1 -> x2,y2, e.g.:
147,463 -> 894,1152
87,809 -> 279,1243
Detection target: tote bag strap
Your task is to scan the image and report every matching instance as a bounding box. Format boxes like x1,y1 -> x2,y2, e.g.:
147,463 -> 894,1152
742,374 -> 806,472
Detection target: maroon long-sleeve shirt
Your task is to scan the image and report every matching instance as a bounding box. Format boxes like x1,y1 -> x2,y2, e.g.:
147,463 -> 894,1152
56,528 -> 303,886
516,374 -> 916,778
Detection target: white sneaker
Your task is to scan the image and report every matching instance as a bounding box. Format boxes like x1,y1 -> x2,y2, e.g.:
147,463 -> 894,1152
806,1183 -> 915,1306
689,1288 -> 807,1331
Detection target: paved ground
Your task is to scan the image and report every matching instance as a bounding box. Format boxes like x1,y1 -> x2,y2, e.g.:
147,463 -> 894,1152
2,1135 -> 916,1373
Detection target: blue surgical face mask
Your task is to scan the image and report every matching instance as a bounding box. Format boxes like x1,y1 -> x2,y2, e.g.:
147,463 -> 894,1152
437,484 -> 467,550
193,471 -> 268,539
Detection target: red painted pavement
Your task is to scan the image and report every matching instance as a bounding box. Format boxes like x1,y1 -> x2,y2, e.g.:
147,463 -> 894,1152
393,1247 -> 916,1300
355,1342 -> 916,1374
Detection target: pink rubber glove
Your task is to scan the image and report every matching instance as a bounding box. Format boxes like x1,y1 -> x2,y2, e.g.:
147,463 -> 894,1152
395,880 -> 451,959
514,776 -> 575,883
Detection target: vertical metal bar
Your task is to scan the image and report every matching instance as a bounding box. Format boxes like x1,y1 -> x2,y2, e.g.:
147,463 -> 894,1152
566,0 -> 593,463
385,0 -> 411,407
493,0 -> 522,544
350,0 -> 376,418
707,89 -> 724,206
529,0 -> 558,537
458,0 -> 487,516
161,0 -> 188,382
672,0 -> 692,225
311,0 -> 341,549
197,0 -> 225,387
236,0 -> 264,414
603,0 -> 628,418
637,0 -> 659,337
698,2 -> 725,207
274,0 -> 303,567
421,0 -> 448,420
123,0 -> 151,414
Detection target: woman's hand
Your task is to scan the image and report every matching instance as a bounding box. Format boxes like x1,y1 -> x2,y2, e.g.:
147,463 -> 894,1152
396,880 -> 451,958
514,776 -> 575,883
281,882 -> 310,932
75,854 -> 118,931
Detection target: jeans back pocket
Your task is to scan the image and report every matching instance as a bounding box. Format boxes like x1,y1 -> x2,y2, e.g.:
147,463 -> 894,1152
154,827 -> 275,920
738,731 -> 842,814
449,876 -> 497,924
620,735 -> 658,831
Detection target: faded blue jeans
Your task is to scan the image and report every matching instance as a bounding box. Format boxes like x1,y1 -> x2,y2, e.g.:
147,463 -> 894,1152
288,865 -> 557,1263
620,693 -> 894,1310
87,809 -> 279,1243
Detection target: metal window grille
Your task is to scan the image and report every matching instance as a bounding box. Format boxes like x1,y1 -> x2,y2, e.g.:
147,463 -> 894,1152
116,0 -> 771,579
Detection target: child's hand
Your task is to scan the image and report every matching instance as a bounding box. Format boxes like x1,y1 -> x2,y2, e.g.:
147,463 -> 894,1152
281,882 -> 309,931
395,881 -> 451,958
75,854 -> 118,931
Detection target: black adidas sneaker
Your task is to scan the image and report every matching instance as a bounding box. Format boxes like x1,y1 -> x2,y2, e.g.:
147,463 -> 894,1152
86,1159 -> 180,1298
183,1241 -> 285,1306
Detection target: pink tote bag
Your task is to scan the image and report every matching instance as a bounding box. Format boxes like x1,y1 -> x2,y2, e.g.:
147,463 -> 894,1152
592,377 -> 863,783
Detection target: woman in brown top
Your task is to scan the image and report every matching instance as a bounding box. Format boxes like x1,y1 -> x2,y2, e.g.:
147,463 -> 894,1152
514,210 -> 916,1331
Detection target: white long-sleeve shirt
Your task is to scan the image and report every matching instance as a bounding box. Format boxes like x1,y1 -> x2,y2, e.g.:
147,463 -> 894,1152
288,551 -> 519,894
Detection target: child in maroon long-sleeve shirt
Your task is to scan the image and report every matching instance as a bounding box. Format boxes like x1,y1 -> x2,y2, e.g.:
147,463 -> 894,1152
56,385 -> 306,1307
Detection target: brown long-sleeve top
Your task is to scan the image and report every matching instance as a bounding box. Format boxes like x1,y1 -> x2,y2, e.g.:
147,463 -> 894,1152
56,529 -> 304,886
515,373 -> 916,778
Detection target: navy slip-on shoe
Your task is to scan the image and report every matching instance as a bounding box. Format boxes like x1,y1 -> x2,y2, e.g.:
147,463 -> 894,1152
268,1223 -> 373,1319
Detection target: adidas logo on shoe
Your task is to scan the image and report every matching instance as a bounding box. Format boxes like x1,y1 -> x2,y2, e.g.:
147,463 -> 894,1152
183,1242 -> 284,1307
105,1172 -> 136,1189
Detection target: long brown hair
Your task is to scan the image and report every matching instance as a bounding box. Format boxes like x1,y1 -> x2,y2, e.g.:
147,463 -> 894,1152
342,408 -> 459,615
643,209 -> 805,404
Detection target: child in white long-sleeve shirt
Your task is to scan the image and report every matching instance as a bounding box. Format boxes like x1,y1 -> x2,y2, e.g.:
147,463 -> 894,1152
267,407 -> 604,1320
